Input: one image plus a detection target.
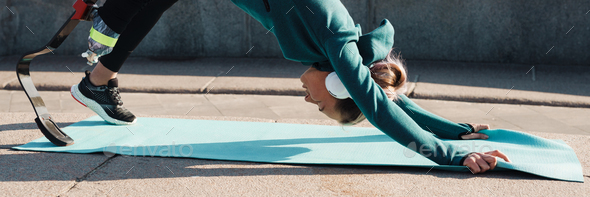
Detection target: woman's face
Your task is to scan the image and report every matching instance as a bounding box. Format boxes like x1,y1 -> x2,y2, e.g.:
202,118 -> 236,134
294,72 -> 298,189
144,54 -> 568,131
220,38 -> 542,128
300,66 -> 342,122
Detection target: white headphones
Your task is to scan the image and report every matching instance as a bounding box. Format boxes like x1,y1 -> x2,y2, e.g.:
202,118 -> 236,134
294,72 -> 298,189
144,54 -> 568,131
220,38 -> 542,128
325,72 -> 351,99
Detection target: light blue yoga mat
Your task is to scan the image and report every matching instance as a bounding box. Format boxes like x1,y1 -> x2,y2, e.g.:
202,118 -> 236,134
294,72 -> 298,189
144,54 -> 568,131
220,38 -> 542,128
14,116 -> 584,182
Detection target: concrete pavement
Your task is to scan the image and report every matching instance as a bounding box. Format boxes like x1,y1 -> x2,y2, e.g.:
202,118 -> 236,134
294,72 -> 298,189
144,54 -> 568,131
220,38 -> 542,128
0,55 -> 589,196
0,90 -> 588,196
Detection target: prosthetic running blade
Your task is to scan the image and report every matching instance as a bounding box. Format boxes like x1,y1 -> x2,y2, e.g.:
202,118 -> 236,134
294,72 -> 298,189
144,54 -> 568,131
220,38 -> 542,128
16,0 -> 97,146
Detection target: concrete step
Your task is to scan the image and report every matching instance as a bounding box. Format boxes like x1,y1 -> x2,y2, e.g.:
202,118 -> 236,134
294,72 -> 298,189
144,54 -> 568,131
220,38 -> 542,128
1,55 -> 589,107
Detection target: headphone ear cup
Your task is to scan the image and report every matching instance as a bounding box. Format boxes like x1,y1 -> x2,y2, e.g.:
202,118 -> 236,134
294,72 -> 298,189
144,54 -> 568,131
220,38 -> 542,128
325,72 -> 351,99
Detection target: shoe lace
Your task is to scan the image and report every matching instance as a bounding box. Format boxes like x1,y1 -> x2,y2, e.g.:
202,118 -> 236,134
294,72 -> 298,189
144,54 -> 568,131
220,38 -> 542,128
108,87 -> 123,106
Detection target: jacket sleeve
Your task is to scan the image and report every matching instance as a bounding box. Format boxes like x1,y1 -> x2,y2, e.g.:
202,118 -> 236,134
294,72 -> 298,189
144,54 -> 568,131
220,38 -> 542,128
394,95 -> 473,140
293,0 -> 471,165
324,37 -> 470,165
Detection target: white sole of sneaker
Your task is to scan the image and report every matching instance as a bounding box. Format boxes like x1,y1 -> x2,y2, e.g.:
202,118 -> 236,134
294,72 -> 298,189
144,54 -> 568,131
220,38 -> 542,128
71,84 -> 136,125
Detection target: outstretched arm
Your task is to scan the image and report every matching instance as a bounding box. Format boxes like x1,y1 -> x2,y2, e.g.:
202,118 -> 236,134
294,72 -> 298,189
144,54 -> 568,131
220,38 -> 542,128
326,40 -> 469,165
393,94 -> 485,140
292,0 -> 507,167
298,0 -> 468,165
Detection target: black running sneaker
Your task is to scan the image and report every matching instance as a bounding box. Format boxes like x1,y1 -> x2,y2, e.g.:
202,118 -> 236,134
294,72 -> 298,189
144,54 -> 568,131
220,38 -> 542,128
71,71 -> 136,125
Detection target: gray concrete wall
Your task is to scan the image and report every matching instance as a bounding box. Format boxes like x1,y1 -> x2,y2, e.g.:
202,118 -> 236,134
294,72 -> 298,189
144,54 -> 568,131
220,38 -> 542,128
1,0 -> 588,65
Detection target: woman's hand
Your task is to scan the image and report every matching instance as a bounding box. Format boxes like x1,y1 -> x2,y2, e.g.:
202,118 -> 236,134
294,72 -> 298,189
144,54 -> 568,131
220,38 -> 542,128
463,150 -> 511,174
461,123 -> 490,140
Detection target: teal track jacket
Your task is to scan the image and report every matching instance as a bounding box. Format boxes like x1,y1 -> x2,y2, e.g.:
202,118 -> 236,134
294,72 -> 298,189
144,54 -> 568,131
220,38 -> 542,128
231,0 -> 471,166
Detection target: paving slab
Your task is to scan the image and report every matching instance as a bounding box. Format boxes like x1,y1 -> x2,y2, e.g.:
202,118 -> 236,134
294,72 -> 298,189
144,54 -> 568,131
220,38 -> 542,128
3,71 -> 217,94
204,94 -> 282,120
406,61 -> 590,108
119,75 -> 215,94
0,90 -> 10,112
9,90 -> 61,113
0,113 -> 105,197
527,105 -> 590,127
36,116 -> 590,196
155,94 -> 223,116
406,61 -> 590,97
413,82 -> 590,108
412,99 -> 590,136
0,71 -> 16,88
208,76 -> 304,96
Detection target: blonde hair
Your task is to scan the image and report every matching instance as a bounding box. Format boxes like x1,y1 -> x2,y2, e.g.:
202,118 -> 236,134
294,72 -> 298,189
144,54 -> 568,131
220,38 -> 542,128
335,49 -> 408,125
369,51 -> 408,100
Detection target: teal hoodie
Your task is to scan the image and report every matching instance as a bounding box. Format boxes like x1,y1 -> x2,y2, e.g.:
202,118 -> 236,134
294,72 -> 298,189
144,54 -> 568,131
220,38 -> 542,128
231,0 -> 470,166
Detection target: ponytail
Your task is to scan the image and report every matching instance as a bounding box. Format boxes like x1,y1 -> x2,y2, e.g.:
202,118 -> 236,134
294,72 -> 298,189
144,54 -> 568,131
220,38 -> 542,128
335,49 -> 407,125
369,51 -> 408,100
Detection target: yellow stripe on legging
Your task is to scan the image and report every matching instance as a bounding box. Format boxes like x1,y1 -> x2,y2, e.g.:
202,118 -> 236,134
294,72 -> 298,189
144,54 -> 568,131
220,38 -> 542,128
89,27 -> 118,47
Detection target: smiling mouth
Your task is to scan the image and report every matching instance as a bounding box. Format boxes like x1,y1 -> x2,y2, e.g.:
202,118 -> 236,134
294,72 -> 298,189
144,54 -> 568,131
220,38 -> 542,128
302,85 -> 319,105
304,91 -> 315,103
303,85 -> 310,101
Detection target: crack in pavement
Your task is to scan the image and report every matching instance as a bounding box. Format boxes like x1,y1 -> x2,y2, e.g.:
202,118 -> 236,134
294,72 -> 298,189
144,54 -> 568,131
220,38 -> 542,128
199,71 -> 224,92
58,155 -> 119,196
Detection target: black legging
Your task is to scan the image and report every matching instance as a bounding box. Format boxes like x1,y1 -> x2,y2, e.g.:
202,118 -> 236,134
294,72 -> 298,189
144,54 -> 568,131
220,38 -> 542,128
97,0 -> 178,72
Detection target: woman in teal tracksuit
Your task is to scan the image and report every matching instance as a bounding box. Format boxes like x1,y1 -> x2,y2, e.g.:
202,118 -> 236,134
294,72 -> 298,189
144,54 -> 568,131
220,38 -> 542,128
230,0 -> 510,173
80,0 -> 510,173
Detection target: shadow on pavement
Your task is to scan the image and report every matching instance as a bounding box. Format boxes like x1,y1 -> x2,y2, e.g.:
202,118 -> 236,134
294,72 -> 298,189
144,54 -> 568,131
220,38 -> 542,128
0,149 -> 551,182
0,122 -> 77,132
1,55 -> 588,97
406,60 -> 590,97
0,55 -> 308,78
